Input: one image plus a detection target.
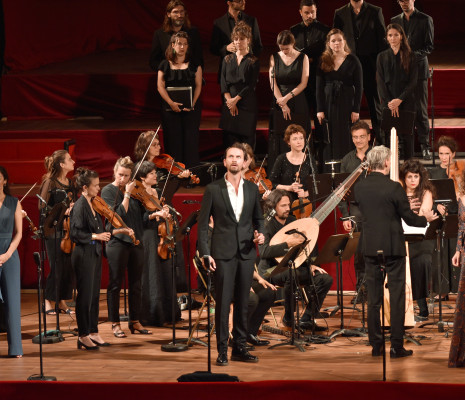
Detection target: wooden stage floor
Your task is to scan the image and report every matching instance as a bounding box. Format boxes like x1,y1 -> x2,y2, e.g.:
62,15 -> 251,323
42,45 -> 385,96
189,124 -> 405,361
0,292 -> 463,383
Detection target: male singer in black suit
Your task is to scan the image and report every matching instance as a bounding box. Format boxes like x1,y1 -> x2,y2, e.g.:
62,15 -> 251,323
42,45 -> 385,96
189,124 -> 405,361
290,0 -> 330,165
333,0 -> 386,145
149,0 -> 203,71
354,146 -> 437,358
392,0 -> 434,160
210,0 -> 263,81
198,143 -> 265,366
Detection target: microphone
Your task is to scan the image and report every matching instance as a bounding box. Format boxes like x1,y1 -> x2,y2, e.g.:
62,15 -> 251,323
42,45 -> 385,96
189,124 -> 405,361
182,200 -> 201,204
265,209 -> 276,222
167,205 -> 182,218
36,194 -> 51,213
33,252 -> 41,267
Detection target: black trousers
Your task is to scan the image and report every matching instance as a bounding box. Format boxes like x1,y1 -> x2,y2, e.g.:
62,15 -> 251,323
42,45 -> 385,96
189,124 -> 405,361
365,255 -> 405,349
45,237 -> 74,302
270,266 -> 333,320
214,255 -> 254,353
106,240 -> 144,323
248,282 -> 276,336
414,79 -> 430,148
72,243 -> 101,336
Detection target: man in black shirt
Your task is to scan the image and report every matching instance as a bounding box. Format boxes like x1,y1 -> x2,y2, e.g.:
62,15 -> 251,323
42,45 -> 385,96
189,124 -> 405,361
333,0 -> 386,145
149,0 -> 203,71
210,0 -> 262,81
392,0 -> 434,160
258,189 -> 332,331
338,120 -> 371,302
290,0 -> 330,162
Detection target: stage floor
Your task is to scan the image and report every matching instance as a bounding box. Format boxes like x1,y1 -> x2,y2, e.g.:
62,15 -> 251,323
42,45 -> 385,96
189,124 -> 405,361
0,292 -> 463,383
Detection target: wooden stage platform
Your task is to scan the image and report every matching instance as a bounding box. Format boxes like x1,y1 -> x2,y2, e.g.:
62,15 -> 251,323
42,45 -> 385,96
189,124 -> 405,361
1,291 -> 463,384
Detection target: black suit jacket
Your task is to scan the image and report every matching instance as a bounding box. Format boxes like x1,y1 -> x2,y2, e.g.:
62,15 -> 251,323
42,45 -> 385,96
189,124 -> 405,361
354,172 -> 427,257
198,178 -> 264,261
391,9 -> 434,80
149,26 -> 203,71
210,12 -> 262,79
333,2 -> 386,56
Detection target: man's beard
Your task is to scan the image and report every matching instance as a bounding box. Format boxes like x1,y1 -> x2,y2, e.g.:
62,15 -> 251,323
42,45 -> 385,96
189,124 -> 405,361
172,18 -> 184,27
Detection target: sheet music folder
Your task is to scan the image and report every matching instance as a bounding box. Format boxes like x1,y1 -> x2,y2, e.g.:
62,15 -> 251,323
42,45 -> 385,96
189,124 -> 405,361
166,86 -> 192,110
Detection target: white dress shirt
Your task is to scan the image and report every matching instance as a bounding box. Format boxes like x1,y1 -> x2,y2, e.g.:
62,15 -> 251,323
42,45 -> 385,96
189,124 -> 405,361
225,175 -> 244,222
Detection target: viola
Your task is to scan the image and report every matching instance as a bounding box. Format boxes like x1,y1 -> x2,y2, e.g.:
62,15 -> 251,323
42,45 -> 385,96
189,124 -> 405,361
60,216 -> 75,254
153,154 -> 200,184
91,196 -> 140,246
129,179 -> 164,212
244,167 -> 272,195
158,214 -> 176,259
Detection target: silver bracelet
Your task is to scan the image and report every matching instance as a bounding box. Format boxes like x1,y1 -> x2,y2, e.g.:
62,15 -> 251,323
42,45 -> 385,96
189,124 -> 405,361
124,193 -> 131,199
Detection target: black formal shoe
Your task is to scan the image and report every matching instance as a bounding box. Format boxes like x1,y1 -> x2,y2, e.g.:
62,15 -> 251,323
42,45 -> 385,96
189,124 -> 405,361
228,340 -> 254,351
282,316 -> 293,328
315,311 -> 330,319
231,348 -> 259,363
390,347 -> 413,358
90,338 -> 111,347
128,322 -> 152,335
299,320 -> 328,332
422,147 -> 432,161
247,334 -> 270,347
414,315 -> 428,322
77,339 -> 99,351
216,352 -> 229,366
372,346 -> 383,357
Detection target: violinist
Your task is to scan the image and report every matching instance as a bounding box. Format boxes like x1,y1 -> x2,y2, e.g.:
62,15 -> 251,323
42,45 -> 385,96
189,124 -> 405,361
134,161 -> 176,326
39,150 -> 76,315
269,124 -> 315,203
242,143 -> 271,199
157,31 -> 202,168
338,121 -> 371,304
70,168 -> 123,349
101,157 -> 152,338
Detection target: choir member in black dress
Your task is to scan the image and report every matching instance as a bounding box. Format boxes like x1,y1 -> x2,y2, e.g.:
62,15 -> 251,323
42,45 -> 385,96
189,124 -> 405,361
333,0 -> 386,146
157,31 -> 202,168
392,0 -> 434,159
316,29 -> 363,166
376,23 -> 418,159
210,0 -> 262,82
149,0 -> 203,71
70,168 -> 115,350
0,166 -> 23,357
219,21 -> 260,149
290,0 -> 330,165
399,160 -> 435,321
268,30 -> 310,172
39,150 -> 76,315
269,124 -> 315,203
101,157 -> 151,338
133,161 -> 174,326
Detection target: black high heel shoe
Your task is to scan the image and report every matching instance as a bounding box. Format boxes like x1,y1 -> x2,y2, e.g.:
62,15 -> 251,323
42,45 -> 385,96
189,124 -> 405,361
128,322 -> 152,335
77,338 -> 99,350
90,338 -> 111,347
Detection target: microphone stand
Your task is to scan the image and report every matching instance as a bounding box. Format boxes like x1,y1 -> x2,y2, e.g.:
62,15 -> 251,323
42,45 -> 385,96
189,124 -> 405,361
28,252 -> 57,381
430,68 -> 436,166
377,250 -> 387,382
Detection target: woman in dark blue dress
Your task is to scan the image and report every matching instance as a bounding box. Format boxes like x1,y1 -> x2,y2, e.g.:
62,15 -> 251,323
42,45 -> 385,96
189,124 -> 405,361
0,166 -> 23,357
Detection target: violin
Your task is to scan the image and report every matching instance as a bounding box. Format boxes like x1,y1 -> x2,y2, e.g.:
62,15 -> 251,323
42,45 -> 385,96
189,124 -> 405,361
244,167 -> 272,195
448,160 -> 465,195
129,179 -> 164,212
157,215 -> 176,259
61,216 -> 75,254
91,196 -> 140,246
291,170 -> 312,219
153,154 -> 200,184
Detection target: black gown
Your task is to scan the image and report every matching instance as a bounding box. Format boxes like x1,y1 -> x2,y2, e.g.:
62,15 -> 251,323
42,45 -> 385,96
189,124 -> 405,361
316,53 -> 363,163
269,52 -> 310,172
219,53 -> 259,149
159,60 -> 201,169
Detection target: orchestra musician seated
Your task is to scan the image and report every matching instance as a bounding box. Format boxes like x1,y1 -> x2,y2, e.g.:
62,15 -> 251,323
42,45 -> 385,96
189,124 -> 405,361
257,189 -> 332,331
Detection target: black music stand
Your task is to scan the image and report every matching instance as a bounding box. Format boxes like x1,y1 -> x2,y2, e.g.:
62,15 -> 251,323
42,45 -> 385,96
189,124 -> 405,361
315,233 -> 366,338
269,240 -> 310,352
176,210 -> 207,347
419,215 -> 457,332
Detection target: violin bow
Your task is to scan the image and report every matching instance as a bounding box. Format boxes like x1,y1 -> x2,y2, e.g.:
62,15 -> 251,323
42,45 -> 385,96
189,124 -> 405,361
19,182 -> 37,203
255,155 -> 267,181
131,124 -> 161,181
